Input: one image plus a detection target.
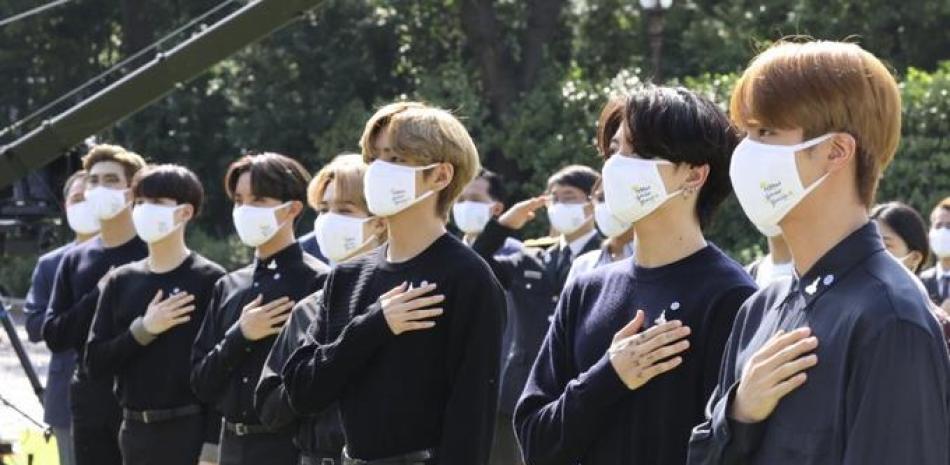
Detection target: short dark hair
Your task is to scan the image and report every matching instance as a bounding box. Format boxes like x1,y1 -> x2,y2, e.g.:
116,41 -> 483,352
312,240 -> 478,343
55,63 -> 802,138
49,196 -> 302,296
478,168 -> 507,204
224,152 -> 311,203
132,164 -> 204,215
624,85 -> 740,227
871,201 -> 930,273
62,170 -> 88,199
547,165 -> 599,197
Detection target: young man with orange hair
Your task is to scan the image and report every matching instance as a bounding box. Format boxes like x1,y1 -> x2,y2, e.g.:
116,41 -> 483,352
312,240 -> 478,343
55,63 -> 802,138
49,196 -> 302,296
688,40 -> 950,465
282,102 -> 505,464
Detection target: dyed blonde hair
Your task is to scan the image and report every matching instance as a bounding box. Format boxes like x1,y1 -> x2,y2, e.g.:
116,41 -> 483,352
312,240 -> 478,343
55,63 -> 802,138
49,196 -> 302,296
730,39 -> 901,207
307,154 -> 369,213
359,101 -> 481,220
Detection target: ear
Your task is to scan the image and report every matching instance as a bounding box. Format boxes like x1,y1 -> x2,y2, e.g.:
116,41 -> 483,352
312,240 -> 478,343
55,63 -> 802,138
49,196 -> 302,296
285,200 -> 305,220
681,164 -> 709,194
433,163 -> 455,191
490,201 -> 504,217
825,133 -> 857,173
367,216 -> 387,238
907,250 -> 924,271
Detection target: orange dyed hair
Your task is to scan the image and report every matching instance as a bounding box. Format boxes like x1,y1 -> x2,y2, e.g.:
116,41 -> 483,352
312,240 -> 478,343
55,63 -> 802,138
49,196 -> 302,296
730,39 -> 902,207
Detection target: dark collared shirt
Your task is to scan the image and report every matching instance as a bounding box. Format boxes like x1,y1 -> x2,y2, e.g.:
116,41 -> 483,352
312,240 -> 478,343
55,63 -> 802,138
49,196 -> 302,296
191,243 -> 329,425
42,236 -> 148,420
86,253 -> 225,410
688,222 -> 950,465
255,290 -> 344,456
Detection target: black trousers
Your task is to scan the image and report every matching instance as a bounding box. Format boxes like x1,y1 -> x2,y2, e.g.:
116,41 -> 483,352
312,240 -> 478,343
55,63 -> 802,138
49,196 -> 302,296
219,426 -> 299,465
118,414 -> 204,465
73,416 -> 122,465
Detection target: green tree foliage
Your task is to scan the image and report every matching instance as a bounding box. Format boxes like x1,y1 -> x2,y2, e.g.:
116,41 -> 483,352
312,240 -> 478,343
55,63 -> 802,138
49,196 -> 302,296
1,0 -> 948,295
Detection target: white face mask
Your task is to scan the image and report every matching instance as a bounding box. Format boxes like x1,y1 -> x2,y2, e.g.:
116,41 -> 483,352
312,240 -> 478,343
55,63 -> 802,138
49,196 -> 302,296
65,200 -> 101,235
363,160 -> 439,217
86,186 -> 130,220
232,203 -> 289,248
547,203 -> 589,236
133,203 -> 183,244
730,134 -> 834,231
601,154 -> 682,223
594,202 -> 632,238
314,213 -> 375,263
930,228 -> 950,258
453,201 -> 493,234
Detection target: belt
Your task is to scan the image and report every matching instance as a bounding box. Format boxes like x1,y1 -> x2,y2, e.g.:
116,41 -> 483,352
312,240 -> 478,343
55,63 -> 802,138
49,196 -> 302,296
224,420 -> 273,436
342,448 -> 437,465
300,454 -> 342,465
123,404 -> 202,424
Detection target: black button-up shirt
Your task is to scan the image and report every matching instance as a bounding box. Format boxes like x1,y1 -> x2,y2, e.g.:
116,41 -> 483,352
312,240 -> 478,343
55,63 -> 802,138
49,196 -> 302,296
191,243 -> 329,425
689,222 -> 950,465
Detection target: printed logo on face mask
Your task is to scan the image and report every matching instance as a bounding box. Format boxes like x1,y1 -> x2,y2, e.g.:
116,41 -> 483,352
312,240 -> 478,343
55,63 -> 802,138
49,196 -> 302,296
390,187 -> 409,205
760,181 -> 794,207
632,184 -> 659,206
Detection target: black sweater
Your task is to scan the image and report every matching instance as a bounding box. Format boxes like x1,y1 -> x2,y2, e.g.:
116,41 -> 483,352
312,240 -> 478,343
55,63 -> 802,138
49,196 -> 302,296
515,244 -> 756,465
85,253 -> 225,410
282,234 -> 505,464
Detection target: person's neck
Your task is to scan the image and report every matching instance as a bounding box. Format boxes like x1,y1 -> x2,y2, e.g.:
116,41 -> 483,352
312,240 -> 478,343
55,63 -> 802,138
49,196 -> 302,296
385,204 -> 446,263
939,257 -> 950,272
606,228 -> 636,258
633,211 -> 706,268
768,235 -> 793,265
74,233 -> 96,244
563,223 -> 595,245
463,232 -> 479,246
147,232 -> 190,273
257,227 -> 296,261
781,199 -> 868,277
99,209 -> 137,248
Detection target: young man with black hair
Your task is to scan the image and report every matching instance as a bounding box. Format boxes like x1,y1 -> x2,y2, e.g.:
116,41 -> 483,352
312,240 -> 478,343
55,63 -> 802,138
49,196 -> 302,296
472,164 -> 602,465
515,86 -> 756,464
192,153 -> 330,465
282,102 -> 505,465
43,145 -> 149,465
689,40 -> 949,465
86,164 -> 225,465
24,170 -> 98,465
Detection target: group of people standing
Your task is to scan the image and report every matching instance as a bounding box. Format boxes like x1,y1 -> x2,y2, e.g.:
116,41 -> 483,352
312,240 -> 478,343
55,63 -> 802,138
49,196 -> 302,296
20,38 -> 950,465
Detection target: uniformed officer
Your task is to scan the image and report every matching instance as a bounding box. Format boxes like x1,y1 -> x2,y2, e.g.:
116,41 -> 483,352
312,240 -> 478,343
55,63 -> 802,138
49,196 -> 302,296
471,164 -> 602,465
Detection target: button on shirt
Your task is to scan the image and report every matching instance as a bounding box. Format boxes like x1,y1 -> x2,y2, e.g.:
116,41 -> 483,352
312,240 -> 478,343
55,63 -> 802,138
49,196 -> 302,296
191,244 -> 329,425
688,222 -> 950,465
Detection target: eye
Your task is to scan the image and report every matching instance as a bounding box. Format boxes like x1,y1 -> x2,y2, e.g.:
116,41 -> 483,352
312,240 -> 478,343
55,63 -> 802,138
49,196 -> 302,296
757,128 -> 775,137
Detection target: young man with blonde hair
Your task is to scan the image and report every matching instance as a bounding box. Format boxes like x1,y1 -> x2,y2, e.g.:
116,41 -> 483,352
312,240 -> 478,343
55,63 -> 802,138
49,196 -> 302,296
688,40 -> 949,465
43,144 -> 149,465
282,102 -> 505,465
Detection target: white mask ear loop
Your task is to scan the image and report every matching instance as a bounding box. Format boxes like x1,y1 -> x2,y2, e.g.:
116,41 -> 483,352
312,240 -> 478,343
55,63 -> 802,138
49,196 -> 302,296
768,134 -> 838,224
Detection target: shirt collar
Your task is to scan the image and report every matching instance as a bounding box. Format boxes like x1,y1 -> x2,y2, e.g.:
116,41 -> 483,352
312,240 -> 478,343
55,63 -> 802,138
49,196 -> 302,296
254,242 -> 304,273
560,229 -> 598,258
791,221 -> 884,304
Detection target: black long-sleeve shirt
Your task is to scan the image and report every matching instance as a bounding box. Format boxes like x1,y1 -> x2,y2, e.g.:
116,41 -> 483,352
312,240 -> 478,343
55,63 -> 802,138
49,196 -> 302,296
191,243 -> 329,425
254,290 -> 344,456
42,236 -> 148,420
85,253 -> 225,410
514,244 -> 756,465
282,234 -> 505,464
688,222 -> 950,465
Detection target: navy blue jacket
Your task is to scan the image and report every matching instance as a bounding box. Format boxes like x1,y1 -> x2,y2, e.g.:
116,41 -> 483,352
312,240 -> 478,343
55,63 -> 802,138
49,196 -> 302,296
24,242 -> 76,428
